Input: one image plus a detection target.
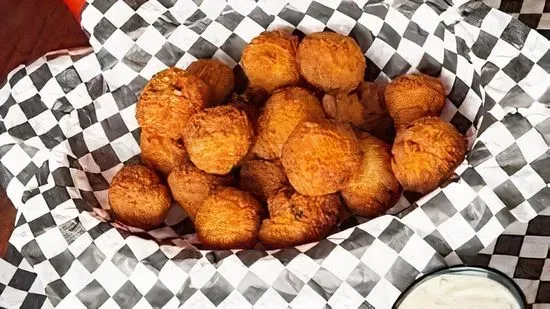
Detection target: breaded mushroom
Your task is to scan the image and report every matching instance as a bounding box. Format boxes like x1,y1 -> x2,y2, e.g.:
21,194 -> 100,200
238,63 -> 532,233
281,120 -> 362,196
391,117 -> 467,194
187,59 -> 235,105
227,93 -> 262,127
385,73 -> 446,130
323,82 -> 393,140
136,67 -> 210,139
239,160 -> 288,202
195,187 -> 262,249
140,130 -> 188,175
241,30 -> 300,93
340,132 -> 401,217
259,188 -> 341,249
183,105 -> 254,175
253,87 -> 325,160
167,165 -> 234,221
297,32 -> 366,94
108,165 -> 171,230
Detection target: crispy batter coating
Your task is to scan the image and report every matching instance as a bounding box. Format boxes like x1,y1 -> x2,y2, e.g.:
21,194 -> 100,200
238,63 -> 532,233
385,73 -> 446,130
108,165 -> 171,230
140,130 -> 188,175
167,165 -> 233,221
239,160 -> 288,202
341,133 -> 401,217
391,117 -> 467,194
136,67 -> 210,139
227,93 -> 262,126
357,82 -> 395,142
297,32 -> 366,94
187,59 -> 235,105
195,187 -> 262,249
183,105 -> 254,174
322,82 -> 392,136
253,87 -> 325,160
281,120 -> 362,196
258,188 -> 341,248
241,30 -> 300,93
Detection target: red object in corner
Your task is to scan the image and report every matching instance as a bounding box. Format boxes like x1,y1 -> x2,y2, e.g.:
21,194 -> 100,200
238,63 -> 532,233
63,0 -> 86,20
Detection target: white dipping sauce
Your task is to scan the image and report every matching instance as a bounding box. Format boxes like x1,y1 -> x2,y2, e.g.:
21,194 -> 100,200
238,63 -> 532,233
398,273 -> 520,309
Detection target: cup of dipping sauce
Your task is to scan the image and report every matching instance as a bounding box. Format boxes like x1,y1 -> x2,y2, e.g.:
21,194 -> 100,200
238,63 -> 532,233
393,266 -> 526,309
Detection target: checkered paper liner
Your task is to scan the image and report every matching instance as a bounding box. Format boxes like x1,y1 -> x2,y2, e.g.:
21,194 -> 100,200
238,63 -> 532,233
0,0 -> 549,308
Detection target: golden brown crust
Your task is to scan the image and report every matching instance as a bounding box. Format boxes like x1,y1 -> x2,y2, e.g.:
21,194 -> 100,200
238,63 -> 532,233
227,93 -> 262,127
136,67 -> 210,139
195,187 -> 262,249
391,117 -> 467,194
140,130 -> 189,175
340,133 -> 401,217
239,160 -> 288,202
297,32 -> 366,94
108,165 -> 171,230
258,188 -> 341,249
385,73 -> 446,130
241,30 -> 300,93
183,105 -> 254,175
167,165 -> 234,221
281,120 -> 362,196
323,83 -> 395,143
253,87 -> 325,160
187,59 -> 235,105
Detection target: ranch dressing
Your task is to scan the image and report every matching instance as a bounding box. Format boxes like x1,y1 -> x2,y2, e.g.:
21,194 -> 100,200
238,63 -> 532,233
397,273 -> 521,309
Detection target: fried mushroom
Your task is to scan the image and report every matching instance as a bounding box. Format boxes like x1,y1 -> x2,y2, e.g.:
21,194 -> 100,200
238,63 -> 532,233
384,73 -> 446,130
297,32 -> 366,93
108,165 -> 171,230
183,105 -> 254,175
167,165 -> 234,221
391,117 -> 467,194
281,120 -> 362,196
340,132 -> 401,217
136,67 -> 210,139
253,87 -> 325,160
241,30 -> 300,93
259,188 -> 341,249
187,59 -> 235,105
195,187 -> 262,249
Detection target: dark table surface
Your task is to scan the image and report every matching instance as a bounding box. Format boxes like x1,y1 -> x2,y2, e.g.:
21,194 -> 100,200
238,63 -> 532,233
0,0 -> 88,257
0,0 -> 549,307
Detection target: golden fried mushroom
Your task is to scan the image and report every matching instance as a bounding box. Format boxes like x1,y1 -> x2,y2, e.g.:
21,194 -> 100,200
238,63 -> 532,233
140,130 -> 188,175
385,73 -> 446,130
281,120 -> 362,196
227,93 -> 262,126
183,105 -> 254,175
391,117 -> 467,194
356,82 -> 395,142
239,160 -> 288,202
195,187 -> 262,249
167,165 -> 233,221
108,165 -> 171,230
259,188 -> 341,249
340,133 -> 401,217
297,32 -> 366,93
187,59 -> 235,105
136,67 -> 210,139
241,30 -> 300,93
253,87 -> 325,160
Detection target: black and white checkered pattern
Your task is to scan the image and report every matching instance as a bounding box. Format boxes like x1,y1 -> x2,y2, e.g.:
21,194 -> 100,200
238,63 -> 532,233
0,0 -> 549,307
454,208 -> 550,305
0,241 -> 52,309
484,0 -> 550,38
